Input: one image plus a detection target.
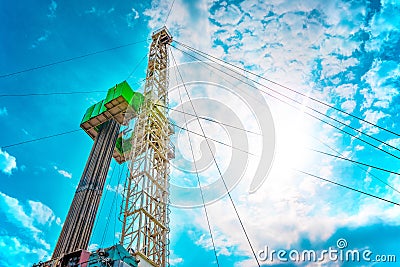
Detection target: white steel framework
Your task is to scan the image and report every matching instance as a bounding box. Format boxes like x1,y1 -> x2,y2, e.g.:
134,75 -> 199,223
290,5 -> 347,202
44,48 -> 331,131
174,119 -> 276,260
121,27 -> 174,267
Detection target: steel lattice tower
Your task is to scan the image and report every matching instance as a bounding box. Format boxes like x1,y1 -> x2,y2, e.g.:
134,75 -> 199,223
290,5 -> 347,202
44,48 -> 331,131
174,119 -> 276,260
120,27 -> 174,267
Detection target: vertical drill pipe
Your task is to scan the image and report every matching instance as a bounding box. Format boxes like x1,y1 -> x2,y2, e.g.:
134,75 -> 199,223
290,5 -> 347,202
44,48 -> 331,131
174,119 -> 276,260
52,119 -> 120,258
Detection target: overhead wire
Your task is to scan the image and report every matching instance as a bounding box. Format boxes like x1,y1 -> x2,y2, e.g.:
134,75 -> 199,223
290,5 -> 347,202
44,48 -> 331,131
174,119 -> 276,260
174,40 -> 400,138
0,40 -> 148,79
171,121 -> 257,156
170,43 -> 400,154
0,54 -> 148,98
170,42 -> 400,217
155,103 -> 262,136
311,135 -> 400,195
311,149 -> 400,176
90,161 -> 117,247
114,165 -> 130,244
169,42 -> 400,196
1,129 -> 81,149
173,115 -> 400,201
4,108 -> 398,210
0,52 -> 147,100
167,43 -> 400,198
164,0 -> 176,25
101,163 -> 125,246
170,50 -> 261,267
169,44 -> 400,160
126,53 -> 148,81
0,52 -> 149,148
0,91 -> 107,98
170,48 -> 220,265
296,169 -> 400,207
0,79 -> 149,98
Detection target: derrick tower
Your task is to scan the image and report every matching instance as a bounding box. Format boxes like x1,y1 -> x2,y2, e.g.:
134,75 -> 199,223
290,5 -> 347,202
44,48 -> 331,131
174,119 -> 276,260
34,27 -> 173,267
120,27 -> 174,267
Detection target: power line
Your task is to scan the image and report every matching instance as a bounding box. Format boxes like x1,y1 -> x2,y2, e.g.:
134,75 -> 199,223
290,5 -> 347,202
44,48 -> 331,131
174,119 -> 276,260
170,44 -> 400,161
164,0 -> 176,25
126,53 -> 148,81
0,54 -> 149,98
114,166 -> 129,244
171,44 -> 400,154
296,169 -> 400,207
311,149 -> 400,176
171,52 -> 220,265
167,45 -> 400,195
171,121 -> 257,156
170,43 -> 400,203
155,103 -> 262,135
0,90 -> 107,98
174,40 -> 400,138
0,39 -> 148,78
90,161 -> 117,246
265,85 -> 400,160
168,43 -> 400,196
1,129 -> 81,149
170,50 -> 261,267
101,163 -> 125,247
311,135 -> 400,195
0,77 -> 148,98
169,44 -> 400,203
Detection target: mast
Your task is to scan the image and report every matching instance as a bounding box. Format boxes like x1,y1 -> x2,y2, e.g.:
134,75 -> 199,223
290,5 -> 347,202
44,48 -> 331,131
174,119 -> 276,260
120,27 -> 174,267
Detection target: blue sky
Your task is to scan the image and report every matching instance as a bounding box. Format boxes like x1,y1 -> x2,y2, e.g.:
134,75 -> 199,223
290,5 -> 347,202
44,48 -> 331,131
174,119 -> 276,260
1,0 -> 400,266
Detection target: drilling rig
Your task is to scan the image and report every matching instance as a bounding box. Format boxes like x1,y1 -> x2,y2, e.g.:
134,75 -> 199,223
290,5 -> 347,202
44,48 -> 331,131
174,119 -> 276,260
34,27 -> 173,267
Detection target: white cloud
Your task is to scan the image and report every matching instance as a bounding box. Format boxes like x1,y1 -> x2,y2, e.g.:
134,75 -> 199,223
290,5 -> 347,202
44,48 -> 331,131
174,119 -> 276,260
195,231 -> 234,256
384,138 -> 400,152
169,257 -> 184,265
85,6 -> 97,14
0,191 -> 62,262
48,0 -> 57,18
354,145 -> 364,151
0,235 -> 49,266
0,192 -> 51,250
361,110 -> 389,134
334,84 -> 358,99
54,165 -> 72,179
106,184 -> 124,194
115,232 -> 121,239
126,8 -> 140,28
212,3 -> 243,26
0,107 -> 7,116
58,170 -> 72,178
131,8 -> 139,19
0,192 -> 39,234
0,148 -> 17,175
341,100 -> 356,112
361,59 -> 399,110
88,243 -> 99,251
29,200 -> 56,226
85,6 -> 116,16
31,31 -> 51,49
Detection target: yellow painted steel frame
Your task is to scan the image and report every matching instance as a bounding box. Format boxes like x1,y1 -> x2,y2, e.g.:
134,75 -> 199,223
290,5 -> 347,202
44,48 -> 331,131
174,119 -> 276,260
121,27 -> 173,267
